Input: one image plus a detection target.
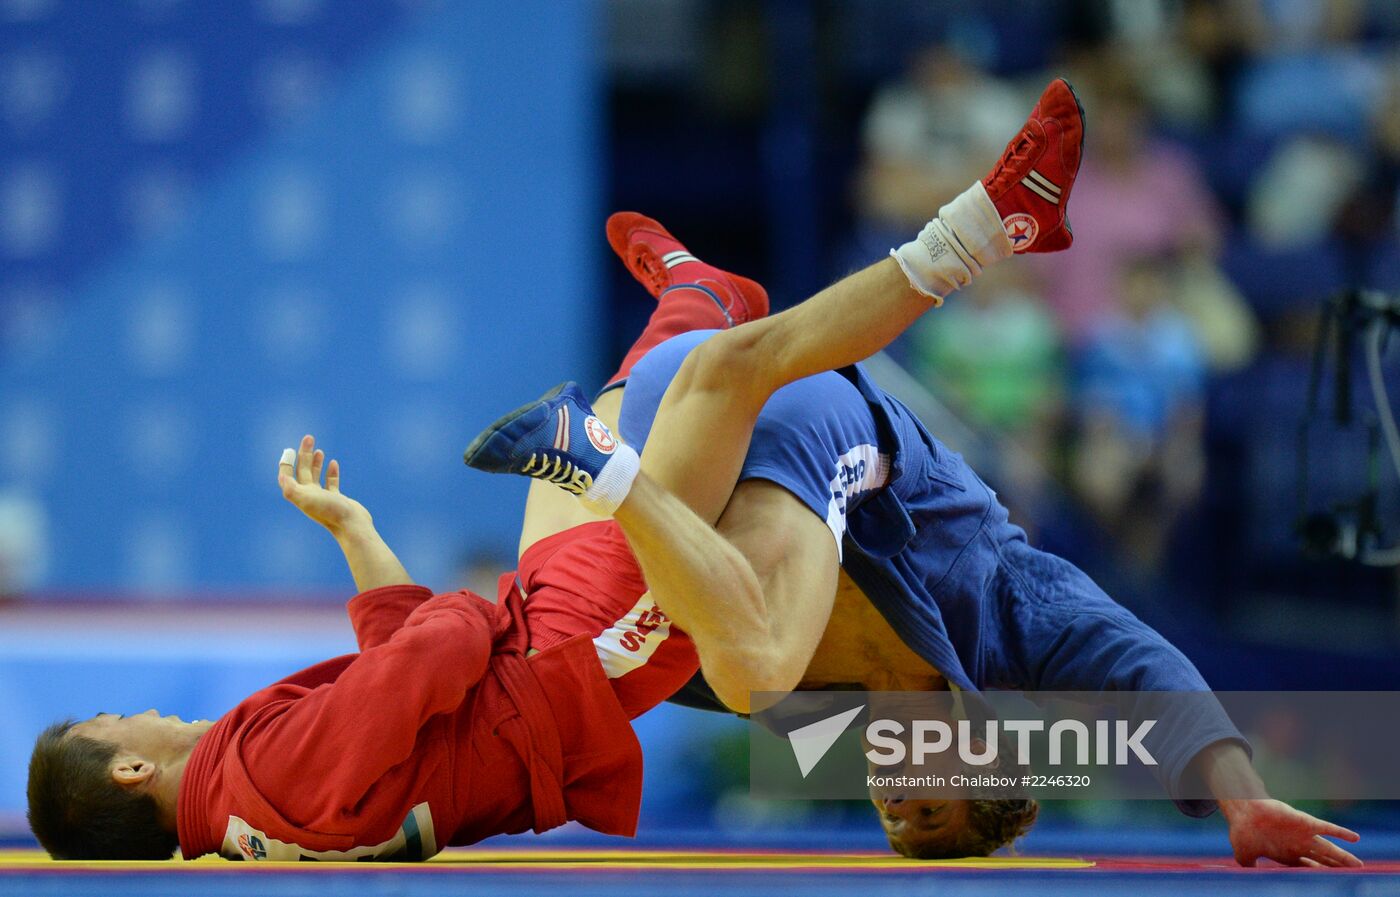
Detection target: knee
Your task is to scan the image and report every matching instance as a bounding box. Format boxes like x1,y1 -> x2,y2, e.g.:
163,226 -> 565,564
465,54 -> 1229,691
676,325 -> 779,402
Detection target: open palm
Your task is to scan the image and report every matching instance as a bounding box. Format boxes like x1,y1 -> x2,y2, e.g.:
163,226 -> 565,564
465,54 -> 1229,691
1228,799 -> 1361,868
277,434 -> 372,536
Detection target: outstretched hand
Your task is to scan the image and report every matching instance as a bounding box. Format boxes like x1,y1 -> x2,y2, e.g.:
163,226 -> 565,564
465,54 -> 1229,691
1225,799 -> 1361,868
277,434 -> 372,537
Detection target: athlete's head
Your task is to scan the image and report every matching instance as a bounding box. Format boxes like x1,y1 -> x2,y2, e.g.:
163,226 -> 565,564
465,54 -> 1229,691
27,711 -> 212,859
874,797 -> 1039,859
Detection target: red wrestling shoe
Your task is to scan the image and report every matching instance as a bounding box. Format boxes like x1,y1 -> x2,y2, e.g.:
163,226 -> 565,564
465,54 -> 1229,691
981,78 -> 1085,254
606,211 -> 769,326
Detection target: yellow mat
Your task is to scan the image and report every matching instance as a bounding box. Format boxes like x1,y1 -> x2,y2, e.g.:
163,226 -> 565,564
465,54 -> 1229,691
0,848 -> 1092,872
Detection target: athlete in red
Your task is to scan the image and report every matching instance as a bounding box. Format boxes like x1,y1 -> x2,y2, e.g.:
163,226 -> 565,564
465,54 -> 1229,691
23,215 -> 764,862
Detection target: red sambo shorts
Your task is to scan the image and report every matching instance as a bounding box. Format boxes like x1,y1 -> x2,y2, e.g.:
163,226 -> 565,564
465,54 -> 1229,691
514,520 -> 700,719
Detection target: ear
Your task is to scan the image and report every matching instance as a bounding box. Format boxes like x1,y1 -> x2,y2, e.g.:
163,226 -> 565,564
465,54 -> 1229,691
110,756 -> 157,789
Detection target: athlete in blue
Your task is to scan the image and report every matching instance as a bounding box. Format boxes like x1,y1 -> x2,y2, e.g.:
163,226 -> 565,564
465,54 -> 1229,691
468,82 -> 1361,868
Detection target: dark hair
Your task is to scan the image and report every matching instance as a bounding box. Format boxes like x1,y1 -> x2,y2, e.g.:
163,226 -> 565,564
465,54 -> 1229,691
27,720 -> 178,860
890,798 -> 1040,859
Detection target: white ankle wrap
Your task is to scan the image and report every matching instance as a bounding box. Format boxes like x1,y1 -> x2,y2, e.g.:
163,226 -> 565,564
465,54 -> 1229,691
579,443 -> 640,516
890,181 -> 1014,302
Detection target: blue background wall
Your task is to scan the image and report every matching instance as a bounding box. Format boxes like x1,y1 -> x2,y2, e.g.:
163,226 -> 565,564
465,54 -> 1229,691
0,0 -> 602,594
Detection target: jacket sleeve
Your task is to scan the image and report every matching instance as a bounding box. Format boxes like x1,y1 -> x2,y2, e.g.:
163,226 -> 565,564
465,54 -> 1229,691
346,584 -> 434,650
240,591 -> 499,824
998,574 -> 1248,817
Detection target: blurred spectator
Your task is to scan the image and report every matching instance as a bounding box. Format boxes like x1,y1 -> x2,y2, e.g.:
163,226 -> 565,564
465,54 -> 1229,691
1231,0 -> 1382,144
912,264 -> 1064,534
1033,84 -> 1201,329
1071,255 -> 1207,569
1173,0 -> 1261,128
912,264 -> 1062,450
1173,252 -> 1262,371
1059,0 -> 1220,131
1247,135 -> 1366,248
1031,77 -> 1259,371
1335,57 -> 1400,253
855,42 -> 1026,232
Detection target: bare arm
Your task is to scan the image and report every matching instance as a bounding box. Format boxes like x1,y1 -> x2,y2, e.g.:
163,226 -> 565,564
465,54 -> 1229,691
614,476 -> 836,714
330,525 -> 415,593
712,480 -> 839,696
278,434 -> 415,592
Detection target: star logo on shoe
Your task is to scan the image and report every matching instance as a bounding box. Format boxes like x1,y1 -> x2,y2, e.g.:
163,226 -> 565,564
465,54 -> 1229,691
1001,213 -> 1039,252
584,416 -> 617,454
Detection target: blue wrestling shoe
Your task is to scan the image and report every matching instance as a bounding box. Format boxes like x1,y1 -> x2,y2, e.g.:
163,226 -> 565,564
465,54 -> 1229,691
465,382 -> 626,496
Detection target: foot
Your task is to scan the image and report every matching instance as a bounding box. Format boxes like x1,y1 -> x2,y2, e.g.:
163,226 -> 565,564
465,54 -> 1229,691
464,383 -> 623,495
606,211 -> 769,325
981,78 -> 1085,254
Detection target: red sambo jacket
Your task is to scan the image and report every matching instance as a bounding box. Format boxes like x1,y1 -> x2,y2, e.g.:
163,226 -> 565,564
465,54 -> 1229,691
176,582 -> 642,861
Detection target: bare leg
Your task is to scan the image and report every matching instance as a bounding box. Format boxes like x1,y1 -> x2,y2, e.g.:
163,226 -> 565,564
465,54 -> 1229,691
637,257 -> 929,525
516,389 -> 624,558
608,260 -> 946,710
613,473 -> 837,713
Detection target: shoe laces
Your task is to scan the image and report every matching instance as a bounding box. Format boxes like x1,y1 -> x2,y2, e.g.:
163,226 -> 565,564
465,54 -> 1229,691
521,452 -> 593,495
632,246 -> 669,294
988,129 -> 1039,192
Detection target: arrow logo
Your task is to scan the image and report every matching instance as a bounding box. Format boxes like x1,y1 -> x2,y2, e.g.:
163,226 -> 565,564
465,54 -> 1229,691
787,705 -> 865,778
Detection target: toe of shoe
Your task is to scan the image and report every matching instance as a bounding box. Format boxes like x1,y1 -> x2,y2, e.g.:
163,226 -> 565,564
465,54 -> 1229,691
605,211 -> 645,257
1039,81 -> 1083,130
466,402 -> 553,466
464,429 -> 509,469
606,211 -> 671,255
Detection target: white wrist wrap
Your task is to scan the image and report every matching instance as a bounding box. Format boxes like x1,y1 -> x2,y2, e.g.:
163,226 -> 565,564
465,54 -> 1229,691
891,181 -> 1014,302
580,442 -> 640,516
